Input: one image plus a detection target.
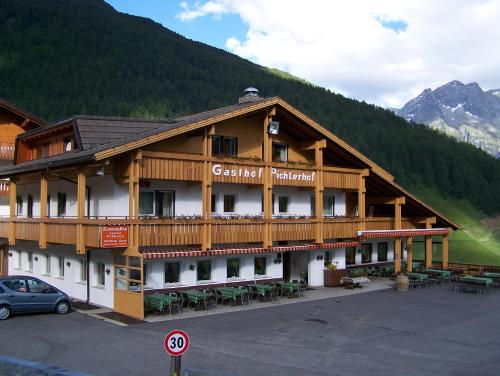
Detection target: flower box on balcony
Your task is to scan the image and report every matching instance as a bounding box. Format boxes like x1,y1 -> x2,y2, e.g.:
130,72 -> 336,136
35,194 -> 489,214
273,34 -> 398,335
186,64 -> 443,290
323,268 -> 347,287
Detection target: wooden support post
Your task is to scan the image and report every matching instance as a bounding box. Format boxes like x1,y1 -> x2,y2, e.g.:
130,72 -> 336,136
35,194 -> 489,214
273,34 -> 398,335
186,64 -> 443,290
126,151 -> 141,255
357,173 -> 366,231
201,126 -> 214,252
406,237 -> 413,272
8,179 -> 16,246
442,231 -> 449,269
76,168 -> 86,254
394,197 -> 403,273
425,218 -> 433,270
263,111 -> 273,248
314,140 -> 324,244
133,153 -> 140,249
39,173 -> 48,249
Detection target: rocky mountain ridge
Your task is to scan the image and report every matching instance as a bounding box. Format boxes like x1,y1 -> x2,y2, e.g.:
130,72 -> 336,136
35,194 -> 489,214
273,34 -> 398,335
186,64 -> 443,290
397,81 -> 500,157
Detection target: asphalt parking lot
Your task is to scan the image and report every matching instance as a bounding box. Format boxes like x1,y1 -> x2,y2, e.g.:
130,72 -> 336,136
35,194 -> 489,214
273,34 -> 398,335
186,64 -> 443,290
1,285 -> 500,376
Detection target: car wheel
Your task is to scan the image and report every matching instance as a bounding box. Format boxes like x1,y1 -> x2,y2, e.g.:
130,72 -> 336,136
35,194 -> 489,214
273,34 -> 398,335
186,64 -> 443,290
0,305 -> 11,320
55,300 -> 70,315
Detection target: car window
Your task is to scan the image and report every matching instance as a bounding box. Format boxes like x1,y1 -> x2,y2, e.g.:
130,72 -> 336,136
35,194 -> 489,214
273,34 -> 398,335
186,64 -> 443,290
27,279 -> 44,293
3,279 -> 28,292
0,285 -> 4,294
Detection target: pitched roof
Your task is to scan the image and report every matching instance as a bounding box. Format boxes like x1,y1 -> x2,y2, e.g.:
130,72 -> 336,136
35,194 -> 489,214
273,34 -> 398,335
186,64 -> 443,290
0,97 -> 46,127
0,96 -> 458,228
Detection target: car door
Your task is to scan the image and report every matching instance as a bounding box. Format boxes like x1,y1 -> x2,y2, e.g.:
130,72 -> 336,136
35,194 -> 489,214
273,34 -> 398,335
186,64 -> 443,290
26,278 -> 59,312
3,279 -> 32,313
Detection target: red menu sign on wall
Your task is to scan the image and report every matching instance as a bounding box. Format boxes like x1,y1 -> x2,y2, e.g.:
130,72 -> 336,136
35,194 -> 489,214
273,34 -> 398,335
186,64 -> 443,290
101,226 -> 129,248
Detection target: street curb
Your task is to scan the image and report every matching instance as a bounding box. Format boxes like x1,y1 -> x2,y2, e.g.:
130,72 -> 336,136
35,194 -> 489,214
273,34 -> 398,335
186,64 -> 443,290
0,354 -> 90,376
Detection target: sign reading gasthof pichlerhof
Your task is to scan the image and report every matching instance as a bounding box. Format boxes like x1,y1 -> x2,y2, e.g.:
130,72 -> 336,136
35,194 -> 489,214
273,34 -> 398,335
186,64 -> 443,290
212,163 -> 315,185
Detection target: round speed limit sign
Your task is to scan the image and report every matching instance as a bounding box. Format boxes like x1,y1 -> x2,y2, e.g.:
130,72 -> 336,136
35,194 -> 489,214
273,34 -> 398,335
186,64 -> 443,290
164,330 -> 189,356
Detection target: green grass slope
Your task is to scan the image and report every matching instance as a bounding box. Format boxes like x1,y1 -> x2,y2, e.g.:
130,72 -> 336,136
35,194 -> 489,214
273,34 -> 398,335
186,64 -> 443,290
409,185 -> 500,265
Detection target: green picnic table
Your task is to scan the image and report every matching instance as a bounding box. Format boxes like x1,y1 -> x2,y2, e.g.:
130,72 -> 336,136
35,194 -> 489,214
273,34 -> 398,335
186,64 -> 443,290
482,272 -> 500,278
408,272 -> 428,282
215,287 -> 247,305
253,284 -> 276,301
281,282 -> 301,297
458,276 -> 493,287
426,269 -> 452,280
144,293 -> 180,315
184,289 -> 215,309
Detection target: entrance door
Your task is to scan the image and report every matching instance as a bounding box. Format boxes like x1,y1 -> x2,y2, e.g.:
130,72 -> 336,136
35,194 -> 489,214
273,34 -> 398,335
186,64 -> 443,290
114,254 -> 144,319
0,246 -> 7,276
283,252 -> 291,282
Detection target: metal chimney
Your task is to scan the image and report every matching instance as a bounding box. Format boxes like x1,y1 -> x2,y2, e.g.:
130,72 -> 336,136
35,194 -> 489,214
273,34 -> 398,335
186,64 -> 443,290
239,87 -> 260,103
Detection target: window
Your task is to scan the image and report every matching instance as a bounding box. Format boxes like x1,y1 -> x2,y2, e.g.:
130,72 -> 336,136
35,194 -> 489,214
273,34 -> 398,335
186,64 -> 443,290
346,247 -> 356,265
223,194 -> 236,213
278,196 -> 289,213
310,195 -> 316,216
197,260 -> 211,281
27,279 -> 47,293
44,255 -> 51,275
324,196 -> 335,217
16,195 -> 23,216
0,286 -> 4,294
27,195 -> 34,218
47,195 -> 51,217
63,138 -> 73,152
164,262 -> 180,283
254,257 -> 267,276
143,264 -> 148,286
377,242 -> 388,262
57,193 -> 66,217
211,194 -> 218,213
156,191 -> 175,217
14,251 -> 21,269
4,279 -> 28,292
26,252 -> 33,272
80,260 -> 87,282
361,244 -> 372,263
57,256 -> 65,277
211,135 -> 238,157
96,262 -> 105,286
139,191 -> 154,216
227,258 -> 240,278
272,143 -> 288,162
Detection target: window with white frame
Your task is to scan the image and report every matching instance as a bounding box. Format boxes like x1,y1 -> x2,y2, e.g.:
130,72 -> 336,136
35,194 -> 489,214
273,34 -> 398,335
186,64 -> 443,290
227,258 -> 240,278
254,257 -> 267,276
95,262 -> 105,286
26,252 -> 33,272
278,196 -> 289,213
57,193 -> 66,217
16,195 -> 23,216
14,251 -> 21,269
323,195 -> 335,217
57,256 -> 64,278
139,190 -> 175,217
80,260 -> 87,282
197,260 -> 211,281
272,142 -> 288,162
164,262 -> 180,284
211,194 -> 218,213
223,194 -> 236,213
44,255 -> 51,275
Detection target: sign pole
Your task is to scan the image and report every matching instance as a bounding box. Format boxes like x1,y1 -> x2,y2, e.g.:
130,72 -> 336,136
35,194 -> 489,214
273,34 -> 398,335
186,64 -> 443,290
170,356 -> 181,376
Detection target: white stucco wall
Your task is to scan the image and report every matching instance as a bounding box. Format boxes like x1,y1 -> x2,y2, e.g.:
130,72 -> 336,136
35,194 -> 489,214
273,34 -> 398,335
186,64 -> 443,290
7,243 -> 114,308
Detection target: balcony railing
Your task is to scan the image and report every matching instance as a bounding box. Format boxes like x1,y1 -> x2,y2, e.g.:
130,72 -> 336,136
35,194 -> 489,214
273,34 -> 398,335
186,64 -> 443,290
0,143 -> 14,160
0,216 -> 420,249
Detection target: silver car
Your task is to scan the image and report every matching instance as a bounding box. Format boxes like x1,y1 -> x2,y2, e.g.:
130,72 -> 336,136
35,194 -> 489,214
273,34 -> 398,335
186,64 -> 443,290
0,276 -> 71,320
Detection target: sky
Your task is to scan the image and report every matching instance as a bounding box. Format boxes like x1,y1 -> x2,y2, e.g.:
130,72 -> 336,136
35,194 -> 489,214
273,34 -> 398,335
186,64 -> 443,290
106,0 -> 500,109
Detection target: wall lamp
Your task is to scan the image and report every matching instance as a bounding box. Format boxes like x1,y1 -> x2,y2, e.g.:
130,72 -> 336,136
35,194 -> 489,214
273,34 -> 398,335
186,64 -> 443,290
189,264 -> 195,271
96,167 -> 105,176
34,256 -> 39,262
105,268 -> 111,275
8,252 -> 12,257
66,261 -> 71,268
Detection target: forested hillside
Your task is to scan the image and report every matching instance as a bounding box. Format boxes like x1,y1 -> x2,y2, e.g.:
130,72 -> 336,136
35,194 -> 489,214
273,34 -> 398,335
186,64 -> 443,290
0,0 -> 499,216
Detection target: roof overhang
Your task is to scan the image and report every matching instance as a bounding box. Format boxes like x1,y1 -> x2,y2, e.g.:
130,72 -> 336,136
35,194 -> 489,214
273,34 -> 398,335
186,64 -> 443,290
358,228 -> 451,239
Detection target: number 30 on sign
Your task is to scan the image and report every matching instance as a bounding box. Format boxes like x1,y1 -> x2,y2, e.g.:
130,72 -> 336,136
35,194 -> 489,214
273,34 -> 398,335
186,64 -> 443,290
164,330 -> 189,356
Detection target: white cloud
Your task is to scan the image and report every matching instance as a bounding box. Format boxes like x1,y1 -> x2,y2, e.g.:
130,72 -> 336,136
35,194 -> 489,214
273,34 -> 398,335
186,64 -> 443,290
177,0 -> 500,108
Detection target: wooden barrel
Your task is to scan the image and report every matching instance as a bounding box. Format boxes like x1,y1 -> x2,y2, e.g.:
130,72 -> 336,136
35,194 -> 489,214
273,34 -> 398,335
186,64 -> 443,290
396,274 -> 409,291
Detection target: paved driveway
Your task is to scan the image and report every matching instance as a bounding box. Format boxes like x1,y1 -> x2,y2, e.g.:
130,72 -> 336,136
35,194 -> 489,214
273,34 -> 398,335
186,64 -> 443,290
1,285 -> 500,376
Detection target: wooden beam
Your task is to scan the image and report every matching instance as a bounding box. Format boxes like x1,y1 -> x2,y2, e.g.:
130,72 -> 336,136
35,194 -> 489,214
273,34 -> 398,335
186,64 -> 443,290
425,218 -> 433,270
263,111 -> 273,248
366,196 -> 405,205
76,168 -> 86,254
357,174 -> 366,230
406,237 -> 413,272
201,125 -> 213,251
39,173 -> 48,249
314,140 -> 324,244
395,237 -> 402,273
300,139 -> 326,151
442,232 -> 449,269
8,179 -> 16,245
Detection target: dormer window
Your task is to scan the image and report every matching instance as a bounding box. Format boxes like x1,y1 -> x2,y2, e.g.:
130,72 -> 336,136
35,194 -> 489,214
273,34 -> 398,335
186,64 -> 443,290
63,138 -> 74,152
211,135 -> 237,157
272,142 -> 288,162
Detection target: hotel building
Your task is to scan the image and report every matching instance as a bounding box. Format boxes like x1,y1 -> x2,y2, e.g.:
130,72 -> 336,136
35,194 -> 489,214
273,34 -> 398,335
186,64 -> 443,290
0,90 -> 457,318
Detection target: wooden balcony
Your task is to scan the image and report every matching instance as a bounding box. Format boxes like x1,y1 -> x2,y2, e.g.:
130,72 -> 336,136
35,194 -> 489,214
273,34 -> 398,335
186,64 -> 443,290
139,152 -> 361,189
1,215 -> 420,250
